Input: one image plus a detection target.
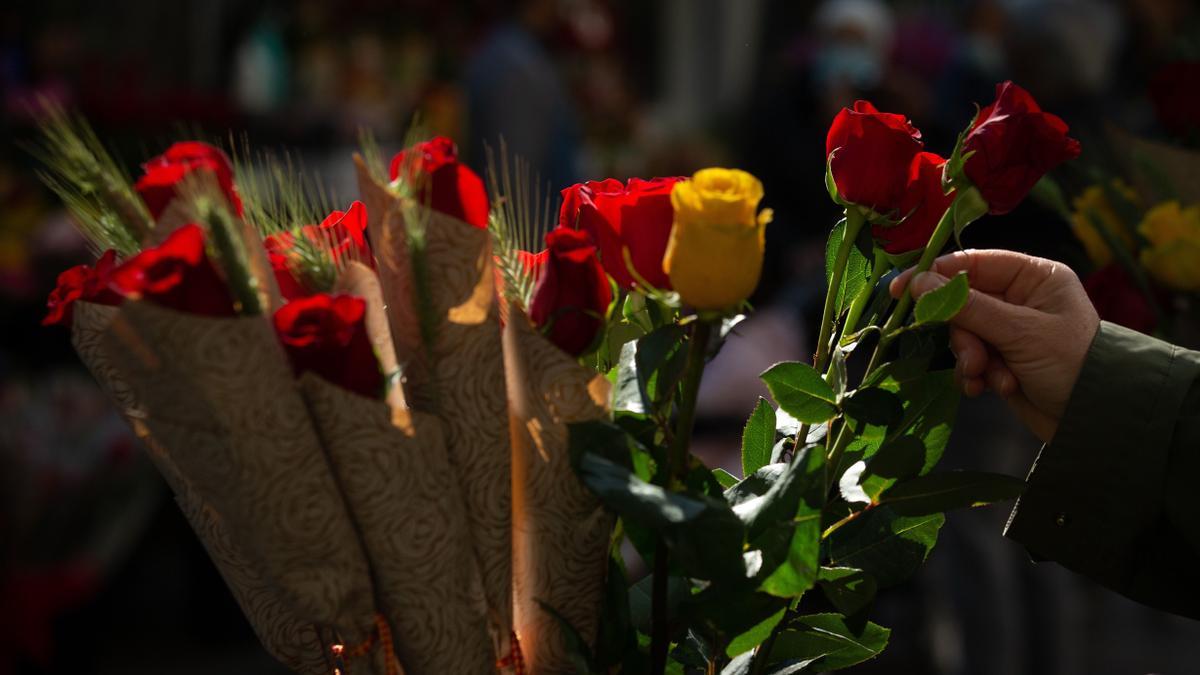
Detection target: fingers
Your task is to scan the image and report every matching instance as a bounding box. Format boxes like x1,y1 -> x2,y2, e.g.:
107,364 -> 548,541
905,271 -> 1030,350
949,327 -> 987,378
890,249 -> 1056,300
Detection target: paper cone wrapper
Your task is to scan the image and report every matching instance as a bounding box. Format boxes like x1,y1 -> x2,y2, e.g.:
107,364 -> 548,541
356,163 -> 514,647
503,308 -> 614,673
73,301 -> 382,650
71,302 -> 331,674
300,374 -> 494,674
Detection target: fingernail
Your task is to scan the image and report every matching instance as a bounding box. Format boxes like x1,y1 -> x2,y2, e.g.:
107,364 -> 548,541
911,271 -> 948,296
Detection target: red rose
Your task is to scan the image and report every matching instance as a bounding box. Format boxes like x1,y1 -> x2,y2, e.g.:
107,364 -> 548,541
42,249 -> 123,326
272,294 -> 383,398
529,227 -> 612,356
963,81 -> 1081,215
135,142 -> 243,222
264,201 -> 371,300
109,224 -> 236,317
389,137 -> 489,229
871,152 -> 955,254
558,176 -> 683,290
826,101 -> 924,215
1083,264 -> 1159,334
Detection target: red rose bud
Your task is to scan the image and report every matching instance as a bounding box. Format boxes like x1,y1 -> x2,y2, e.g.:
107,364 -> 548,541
559,176 -> 683,290
529,227 -> 612,356
872,152 -> 956,254
265,201 -> 372,300
826,101 -> 924,215
42,249 -> 124,326
1083,264 -> 1159,335
109,224 -> 236,317
272,294 -> 383,398
963,81 -> 1081,215
389,137 -> 489,229
135,142 -> 243,222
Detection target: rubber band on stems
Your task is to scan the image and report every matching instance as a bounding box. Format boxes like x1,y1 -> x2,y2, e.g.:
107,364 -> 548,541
330,613 -> 402,675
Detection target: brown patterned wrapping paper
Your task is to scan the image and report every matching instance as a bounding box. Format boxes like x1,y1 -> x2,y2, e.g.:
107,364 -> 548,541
503,308 -> 614,673
300,374 -> 494,674
356,161 -> 515,655
71,302 -> 331,675
77,301 -> 386,659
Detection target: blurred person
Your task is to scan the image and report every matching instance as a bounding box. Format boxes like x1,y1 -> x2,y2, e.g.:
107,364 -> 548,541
464,0 -> 581,190
893,249 -> 1200,619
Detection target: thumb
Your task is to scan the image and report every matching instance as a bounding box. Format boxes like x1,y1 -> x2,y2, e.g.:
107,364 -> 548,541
909,271 -> 1028,350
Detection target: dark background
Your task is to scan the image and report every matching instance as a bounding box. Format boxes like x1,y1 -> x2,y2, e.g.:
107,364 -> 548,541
2,0 -> 1199,673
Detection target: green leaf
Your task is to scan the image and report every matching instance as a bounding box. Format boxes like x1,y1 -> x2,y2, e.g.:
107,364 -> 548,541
760,362 -> 838,424
713,467 -> 740,489
726,606 -> 788,657
952,185 -> 989,246
825,218 -> 872,319
913,271 -> 969,325
684,587 -> 789,651
725,463 -> 787,506
875,369 -> 960,473
843,387 -> 904,428
817,567 -> 878,616
594,555 -> 635,669
574,451 -> 746,582
881,471 -> 1025,516
628,573 -> 688,634
860,435 -> 927,501
750,446 -> 826,598
742,398 -> 776,478
769,614 -> 890,671
567,420 -> 640,470
825,506 -> 944,587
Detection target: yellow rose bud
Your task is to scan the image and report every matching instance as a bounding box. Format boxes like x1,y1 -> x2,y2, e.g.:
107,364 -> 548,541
1137,201 -> 1200,291
1070,182 -> 1138,267
664,168 -> 772,311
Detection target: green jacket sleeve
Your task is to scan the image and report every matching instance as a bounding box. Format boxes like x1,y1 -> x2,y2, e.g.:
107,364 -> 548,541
1004,321 -> 1200,619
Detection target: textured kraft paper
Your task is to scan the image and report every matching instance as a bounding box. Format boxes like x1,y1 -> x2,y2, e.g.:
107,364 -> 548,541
300,374 -> 494,674
356,160 -> 514,652
503,308 -> 614,673
76,301 -> 386,662
71,302 -> 332,675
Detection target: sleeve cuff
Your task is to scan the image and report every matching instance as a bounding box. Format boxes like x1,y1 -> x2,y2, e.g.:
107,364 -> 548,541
1004,321 -> 1189,587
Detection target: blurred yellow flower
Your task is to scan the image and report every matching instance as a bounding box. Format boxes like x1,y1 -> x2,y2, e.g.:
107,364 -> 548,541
1070,182 -> 1138,267
1138,201 -> 1200,291
664,168 -> 772,311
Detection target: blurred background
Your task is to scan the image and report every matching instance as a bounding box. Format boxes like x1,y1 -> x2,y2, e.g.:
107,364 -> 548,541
3,0 -> 1200,673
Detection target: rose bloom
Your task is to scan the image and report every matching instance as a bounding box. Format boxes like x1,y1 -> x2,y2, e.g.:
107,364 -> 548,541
108,223 -> 236,317
528,227 -> 612,356
273,294 -> 383,398
1137,201 -> 1200,292
265,201 -> 371,300
42,250 -> 123,326
871,152 -> 955,255
1070,182 -> 1139,268
963,81 -> 1081,215
559,177 -> 683,290
135,142 -> 243,222
826,101 -> 924,216
389,137 -> 489,229
663,168 -> 772,311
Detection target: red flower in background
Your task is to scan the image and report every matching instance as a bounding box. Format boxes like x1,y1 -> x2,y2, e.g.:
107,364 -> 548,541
529,227 -> 612,356
826,101 -> 924,215
135,142 -> 243,222
963,81 -> 1081,215
872,152 -> 955,254
389,137 -> 489,229
559,177 -> 683,290
1083,264 -> 1159,334
265,201 -> 371,300
42,250 -> 123,326
109,224 -> 235,317
273,294 -> 383,398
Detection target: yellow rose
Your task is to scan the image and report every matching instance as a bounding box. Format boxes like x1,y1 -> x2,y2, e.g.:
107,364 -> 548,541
1137,201 -> 1200,291
664,168 -> 773,311
1070,182 -> 1137,267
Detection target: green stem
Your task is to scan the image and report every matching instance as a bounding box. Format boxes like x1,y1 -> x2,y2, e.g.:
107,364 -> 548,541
748,616 -> 785,675
864,201 -> 959,375
651,319 -> 713,675
837,248 -> 891,354
815,209 -> 867,373
204,202 -> 262,316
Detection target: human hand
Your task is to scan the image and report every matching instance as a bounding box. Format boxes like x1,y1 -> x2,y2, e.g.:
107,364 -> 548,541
890,249 -> 1100,442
